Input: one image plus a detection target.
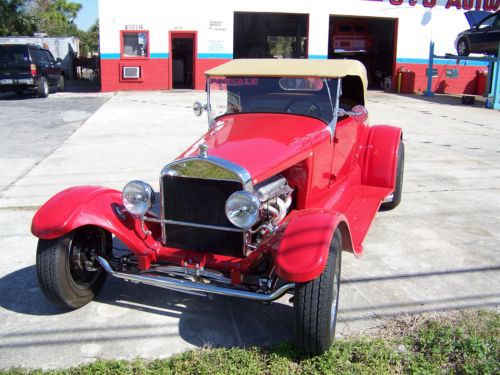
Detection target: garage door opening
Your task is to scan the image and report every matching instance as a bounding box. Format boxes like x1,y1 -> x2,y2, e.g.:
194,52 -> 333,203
329,16 -> 397,89
171,33 -> 195,89
234,12 -> 308,59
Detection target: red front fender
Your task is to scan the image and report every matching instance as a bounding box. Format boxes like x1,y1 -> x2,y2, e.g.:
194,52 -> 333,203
274,209 -> 353,283
31,186 -> 160,265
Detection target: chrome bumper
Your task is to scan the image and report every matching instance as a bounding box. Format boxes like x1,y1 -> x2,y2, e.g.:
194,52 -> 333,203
96,256 -> 294,302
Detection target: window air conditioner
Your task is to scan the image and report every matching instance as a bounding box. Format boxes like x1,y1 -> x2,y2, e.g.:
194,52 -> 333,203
123,66 -> 140,79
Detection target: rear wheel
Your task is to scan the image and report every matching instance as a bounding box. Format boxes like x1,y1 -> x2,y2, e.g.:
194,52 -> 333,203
37,77 -> 49,98
381,140 -> 404,211
36,226 -> 111,309
57,75 -> 65,92
457,38 -> 470,56
294,229 -> 342,356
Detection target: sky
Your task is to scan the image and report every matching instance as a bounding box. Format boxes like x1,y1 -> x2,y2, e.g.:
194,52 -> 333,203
73,0 -> 98,31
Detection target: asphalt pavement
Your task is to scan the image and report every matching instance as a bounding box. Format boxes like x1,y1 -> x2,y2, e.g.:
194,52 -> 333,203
0,89 -> 112,193
0,90 -> 499,370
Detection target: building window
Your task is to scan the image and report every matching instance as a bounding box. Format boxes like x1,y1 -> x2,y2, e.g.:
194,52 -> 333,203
122,31 -> 148,58
446,69 -> 459,79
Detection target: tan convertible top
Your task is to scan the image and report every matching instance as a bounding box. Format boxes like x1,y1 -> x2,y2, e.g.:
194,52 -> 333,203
205,59 -> 368,92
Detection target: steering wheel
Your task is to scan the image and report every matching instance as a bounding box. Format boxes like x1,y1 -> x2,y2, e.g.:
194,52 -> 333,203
285,99 -> 322,118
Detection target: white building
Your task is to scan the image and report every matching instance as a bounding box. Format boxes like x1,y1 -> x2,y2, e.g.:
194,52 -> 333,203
99,0 -> 497,93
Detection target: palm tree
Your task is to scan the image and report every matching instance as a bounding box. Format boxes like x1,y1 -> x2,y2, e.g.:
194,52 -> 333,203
0,0 -> 37,36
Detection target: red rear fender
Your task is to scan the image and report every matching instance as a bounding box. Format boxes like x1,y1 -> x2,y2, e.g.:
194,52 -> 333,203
274,209 -> 353,283
361,125 -> 403,190
31,186 -> 159,264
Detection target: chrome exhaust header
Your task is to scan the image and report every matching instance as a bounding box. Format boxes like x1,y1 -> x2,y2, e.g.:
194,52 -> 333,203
96,256 -> 294,302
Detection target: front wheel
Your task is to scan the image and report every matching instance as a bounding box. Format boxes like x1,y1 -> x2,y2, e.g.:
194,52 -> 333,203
294,229 -> 342,356
36,226 -> 111,309
457,38 -> 470,56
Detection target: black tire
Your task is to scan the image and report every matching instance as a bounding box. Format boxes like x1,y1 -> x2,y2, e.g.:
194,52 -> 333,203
457,38 -> 470,56
36,226 -> 111,309
57,75 -> 65,92
294,229 -> 342,356
381,140 -> 405,211
37,77 -> 49,98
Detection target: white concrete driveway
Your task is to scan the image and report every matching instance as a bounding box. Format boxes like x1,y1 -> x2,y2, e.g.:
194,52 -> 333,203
0,91 -> 498,369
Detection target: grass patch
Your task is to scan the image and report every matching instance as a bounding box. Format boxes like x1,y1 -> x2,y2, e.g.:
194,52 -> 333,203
3,310 -> 498,375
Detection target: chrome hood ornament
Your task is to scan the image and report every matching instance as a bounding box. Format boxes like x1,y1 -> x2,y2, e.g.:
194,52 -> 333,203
199,143 -> 209,158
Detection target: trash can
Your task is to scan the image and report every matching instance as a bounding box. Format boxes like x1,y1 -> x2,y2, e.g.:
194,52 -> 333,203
397,67 -> 415,94
476,70 -> 488,96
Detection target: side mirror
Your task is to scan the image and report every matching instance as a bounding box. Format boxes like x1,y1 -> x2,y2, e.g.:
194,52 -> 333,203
336,105 -> 368,123
193,101 -> 205,117
351,105 -> 368,123
56,57 -> 63,64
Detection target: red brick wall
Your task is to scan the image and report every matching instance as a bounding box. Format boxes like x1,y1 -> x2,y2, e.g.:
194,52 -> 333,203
395,62 -> 488,95
100,57 -> 230,92
101,58 -> 169,92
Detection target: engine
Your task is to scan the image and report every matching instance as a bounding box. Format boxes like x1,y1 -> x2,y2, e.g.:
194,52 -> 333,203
248,175 -> 293,250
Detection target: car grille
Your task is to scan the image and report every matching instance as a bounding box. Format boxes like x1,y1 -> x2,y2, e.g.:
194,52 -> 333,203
162,175 -> 244,257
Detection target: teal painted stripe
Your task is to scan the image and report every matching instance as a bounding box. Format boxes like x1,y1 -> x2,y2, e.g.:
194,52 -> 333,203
198,53 -> 233,59
101,53 -> 169,59
397,57 -> 488,67
151,53 -> 169,59
309,55 -> 328,59
100,53 -> 120,59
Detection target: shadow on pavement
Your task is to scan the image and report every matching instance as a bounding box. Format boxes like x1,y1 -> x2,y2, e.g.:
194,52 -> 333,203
390,92 -> 488,108
0,266 -> 67,316
0,266 -> 294,348
343,265 -> 500,284
64,79 -> 100,93
97,277 -> 295,348
1,263 -> 498,349
0,92 -> 42,101
0,80 -> 100,100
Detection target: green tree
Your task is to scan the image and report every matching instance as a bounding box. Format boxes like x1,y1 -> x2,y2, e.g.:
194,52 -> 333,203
29,0 -> 82,36
0,0 -> 37,36
78,19 -> 99,56
87,19 -> 99,52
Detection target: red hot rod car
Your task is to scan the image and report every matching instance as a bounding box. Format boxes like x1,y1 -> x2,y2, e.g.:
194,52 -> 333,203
32,59 -> 404,355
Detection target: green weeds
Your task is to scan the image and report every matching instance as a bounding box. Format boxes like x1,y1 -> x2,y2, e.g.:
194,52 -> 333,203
3,310 -> 498,375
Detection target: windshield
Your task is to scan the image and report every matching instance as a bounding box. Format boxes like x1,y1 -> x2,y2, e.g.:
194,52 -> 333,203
478,15 -> 496,28
208,76 -> 339,123
0,45 -> 29,63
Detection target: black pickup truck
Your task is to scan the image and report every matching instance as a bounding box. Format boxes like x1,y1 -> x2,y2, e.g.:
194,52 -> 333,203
0,44 -> 65,98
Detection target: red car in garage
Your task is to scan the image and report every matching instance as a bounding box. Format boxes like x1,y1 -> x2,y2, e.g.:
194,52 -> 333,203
332,21 -> 374,53
32,59 -> 404,355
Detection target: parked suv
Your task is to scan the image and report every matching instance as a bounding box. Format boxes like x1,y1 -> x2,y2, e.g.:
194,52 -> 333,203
0,44 -> 65,98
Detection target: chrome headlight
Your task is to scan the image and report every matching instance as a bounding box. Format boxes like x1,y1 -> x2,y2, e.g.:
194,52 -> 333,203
122,180 -> 155,217
225,191 -> 261,229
